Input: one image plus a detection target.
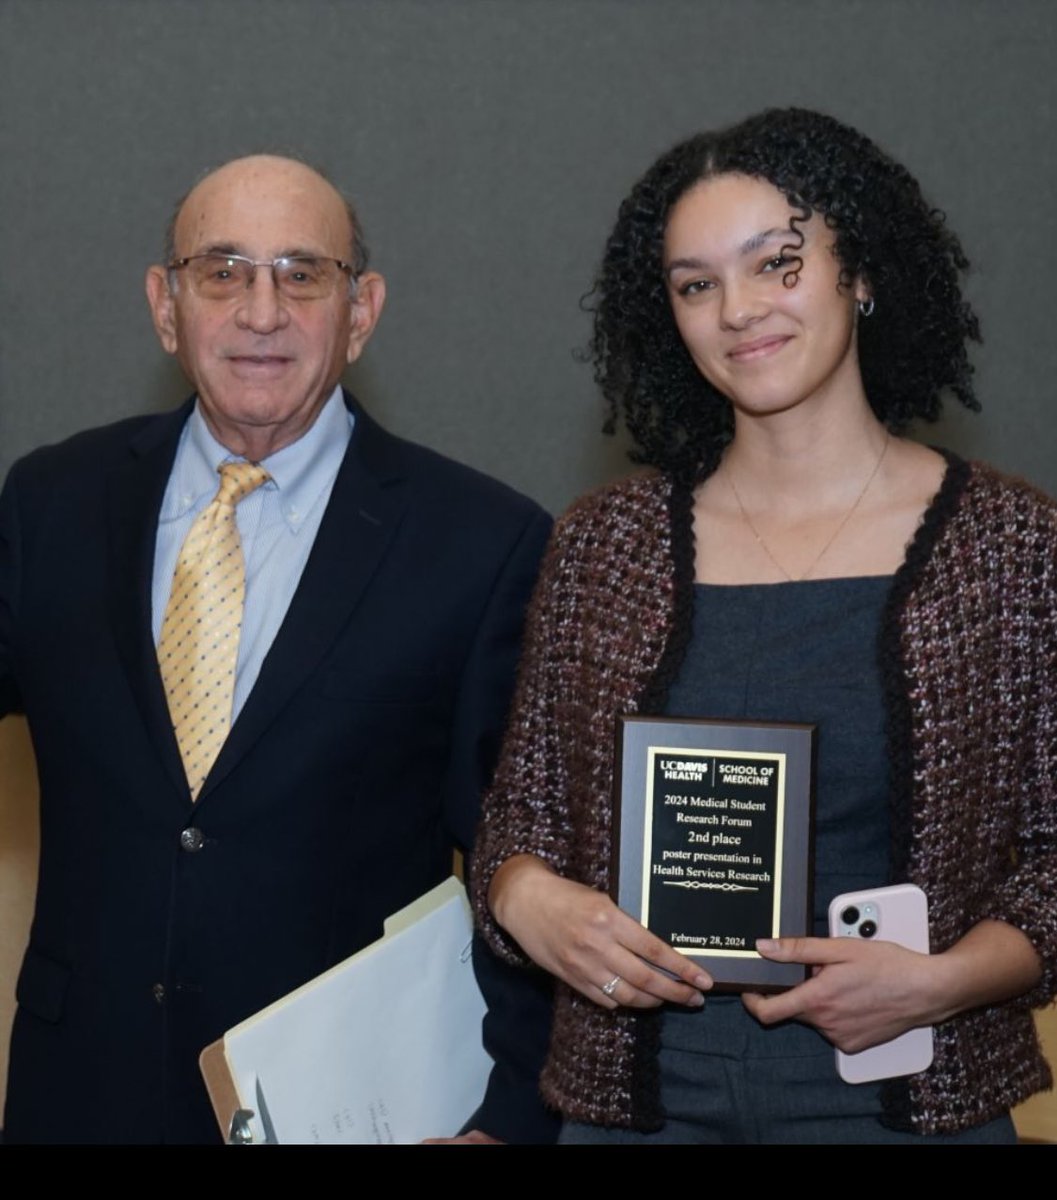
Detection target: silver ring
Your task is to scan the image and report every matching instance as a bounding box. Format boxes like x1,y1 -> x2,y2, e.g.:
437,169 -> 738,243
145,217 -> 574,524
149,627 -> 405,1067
601,975 -> 621,997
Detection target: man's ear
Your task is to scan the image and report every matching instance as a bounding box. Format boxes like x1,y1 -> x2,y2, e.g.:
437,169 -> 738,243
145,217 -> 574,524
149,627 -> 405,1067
146,265 -> 179,355
346,272 -> 386,365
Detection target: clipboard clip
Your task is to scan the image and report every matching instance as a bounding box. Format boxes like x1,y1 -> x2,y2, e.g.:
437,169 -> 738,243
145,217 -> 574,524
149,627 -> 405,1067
224,1078 -> 277,1143
227,1109 -> 257,1144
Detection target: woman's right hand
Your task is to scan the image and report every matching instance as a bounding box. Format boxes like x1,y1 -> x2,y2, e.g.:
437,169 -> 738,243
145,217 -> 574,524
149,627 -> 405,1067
489,854 -> 712,1010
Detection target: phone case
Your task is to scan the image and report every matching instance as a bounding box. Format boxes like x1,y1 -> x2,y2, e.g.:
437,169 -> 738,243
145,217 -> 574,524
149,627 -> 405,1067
827,884 -> 934,1084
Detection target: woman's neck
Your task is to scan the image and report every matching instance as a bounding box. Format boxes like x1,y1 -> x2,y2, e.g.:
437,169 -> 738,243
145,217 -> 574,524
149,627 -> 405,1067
719,398 -> 889,515
693,400 -> 949,584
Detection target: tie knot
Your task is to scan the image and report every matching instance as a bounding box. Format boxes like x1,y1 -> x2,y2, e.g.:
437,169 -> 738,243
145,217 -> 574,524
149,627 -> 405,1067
215,461 -> 270,507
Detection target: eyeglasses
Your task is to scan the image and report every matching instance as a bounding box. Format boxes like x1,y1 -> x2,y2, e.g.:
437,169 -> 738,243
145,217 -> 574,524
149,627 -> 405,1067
168,253 -> 355,300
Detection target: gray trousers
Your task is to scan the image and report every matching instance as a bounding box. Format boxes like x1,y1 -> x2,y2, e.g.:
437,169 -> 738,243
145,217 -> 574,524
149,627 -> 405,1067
560,1001 -> 1016,1145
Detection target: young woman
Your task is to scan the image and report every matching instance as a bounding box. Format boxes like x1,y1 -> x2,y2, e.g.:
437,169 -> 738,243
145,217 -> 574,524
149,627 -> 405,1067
473,108 -> 1057,1143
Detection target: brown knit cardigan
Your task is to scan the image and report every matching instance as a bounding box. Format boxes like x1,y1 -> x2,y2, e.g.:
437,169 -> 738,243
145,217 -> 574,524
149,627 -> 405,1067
473,455 -> 1057,1135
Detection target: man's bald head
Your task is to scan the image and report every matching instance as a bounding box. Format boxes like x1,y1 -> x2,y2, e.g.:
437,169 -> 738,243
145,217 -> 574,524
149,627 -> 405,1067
163,154 -> 369,276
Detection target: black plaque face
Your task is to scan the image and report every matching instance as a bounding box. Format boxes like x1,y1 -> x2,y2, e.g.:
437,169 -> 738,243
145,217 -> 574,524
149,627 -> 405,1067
613,716 -> 816,991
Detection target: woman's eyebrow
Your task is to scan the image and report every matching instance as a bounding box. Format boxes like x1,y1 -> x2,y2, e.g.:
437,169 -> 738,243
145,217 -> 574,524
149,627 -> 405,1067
666,227 -> 793,276
738,227 -> 790,255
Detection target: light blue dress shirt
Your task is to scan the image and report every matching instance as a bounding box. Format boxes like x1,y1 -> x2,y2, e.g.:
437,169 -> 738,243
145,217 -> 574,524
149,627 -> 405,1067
151,387 -> 353,720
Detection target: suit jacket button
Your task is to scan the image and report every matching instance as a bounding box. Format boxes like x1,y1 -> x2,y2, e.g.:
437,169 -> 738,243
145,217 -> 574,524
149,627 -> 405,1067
180,827 -> 205,853
152,983 -> 166,1005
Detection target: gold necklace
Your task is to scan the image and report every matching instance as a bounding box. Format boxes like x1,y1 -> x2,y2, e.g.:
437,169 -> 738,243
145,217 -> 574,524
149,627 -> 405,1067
725,434 -> 891,582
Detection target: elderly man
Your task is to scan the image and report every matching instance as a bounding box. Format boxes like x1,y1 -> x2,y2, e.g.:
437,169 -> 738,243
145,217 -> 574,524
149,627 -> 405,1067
0,156 -> 556,1143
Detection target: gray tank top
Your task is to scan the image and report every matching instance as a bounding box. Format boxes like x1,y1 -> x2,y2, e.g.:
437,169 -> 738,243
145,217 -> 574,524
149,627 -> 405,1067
662,576 -> 891,1057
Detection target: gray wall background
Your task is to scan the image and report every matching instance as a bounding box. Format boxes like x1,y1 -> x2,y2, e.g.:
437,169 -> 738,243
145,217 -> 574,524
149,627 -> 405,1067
1,0 -> 1054,513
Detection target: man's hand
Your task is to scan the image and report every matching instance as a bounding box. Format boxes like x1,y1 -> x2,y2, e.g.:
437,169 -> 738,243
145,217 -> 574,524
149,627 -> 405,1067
422,1129 -> 502,1144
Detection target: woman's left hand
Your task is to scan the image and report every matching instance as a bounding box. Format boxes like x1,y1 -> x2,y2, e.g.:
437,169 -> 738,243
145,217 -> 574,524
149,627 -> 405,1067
741,936 -> 938,1053
742,919 -> 1043,1053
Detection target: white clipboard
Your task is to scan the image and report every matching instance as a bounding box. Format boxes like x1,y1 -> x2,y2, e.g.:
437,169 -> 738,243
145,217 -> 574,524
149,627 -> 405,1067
200,877 -> 490,1143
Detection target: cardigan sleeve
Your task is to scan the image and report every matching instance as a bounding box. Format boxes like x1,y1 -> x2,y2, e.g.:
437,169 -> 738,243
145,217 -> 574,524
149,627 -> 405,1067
917,471 -> 1057,1009
976,492 -> 1057,1005
471,474 -> 677,967
894,468 -> 1057,1008
470,504 -> 585,966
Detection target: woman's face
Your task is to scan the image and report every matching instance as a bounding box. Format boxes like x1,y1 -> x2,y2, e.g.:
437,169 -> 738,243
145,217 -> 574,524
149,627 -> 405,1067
663,173 -> 868,422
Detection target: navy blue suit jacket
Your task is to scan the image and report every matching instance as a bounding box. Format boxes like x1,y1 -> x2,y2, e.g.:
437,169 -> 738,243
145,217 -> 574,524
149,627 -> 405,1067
0,393 -> 558,1143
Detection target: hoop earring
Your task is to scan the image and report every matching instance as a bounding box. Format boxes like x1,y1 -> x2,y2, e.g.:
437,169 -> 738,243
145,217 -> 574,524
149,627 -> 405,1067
858,298 -> 875,318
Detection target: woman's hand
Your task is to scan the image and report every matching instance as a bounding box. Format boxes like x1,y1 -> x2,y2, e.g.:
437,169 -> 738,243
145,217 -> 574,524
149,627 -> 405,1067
489,855 -> 712,1010
741,936 -> 937,1052
742,920 -> 1042,1052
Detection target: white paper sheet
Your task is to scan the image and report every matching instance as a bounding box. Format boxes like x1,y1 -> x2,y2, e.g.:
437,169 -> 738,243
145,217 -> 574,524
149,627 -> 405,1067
219,877 -> 490,1143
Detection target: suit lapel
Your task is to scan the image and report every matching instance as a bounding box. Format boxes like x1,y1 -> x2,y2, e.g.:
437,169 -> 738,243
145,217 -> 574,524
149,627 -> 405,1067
196,398 -> 407,803
106,402 -> 195,808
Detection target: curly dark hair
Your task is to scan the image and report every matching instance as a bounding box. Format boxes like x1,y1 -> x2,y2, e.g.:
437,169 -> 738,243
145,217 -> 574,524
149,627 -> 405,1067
590,107 -> 981,483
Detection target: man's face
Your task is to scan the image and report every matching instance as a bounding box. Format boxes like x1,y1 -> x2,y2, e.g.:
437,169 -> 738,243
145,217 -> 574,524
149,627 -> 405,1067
146,156 -> 384,459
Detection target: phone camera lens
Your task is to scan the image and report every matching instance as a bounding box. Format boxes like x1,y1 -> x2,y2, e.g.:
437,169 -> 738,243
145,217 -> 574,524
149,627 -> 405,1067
840,906 -> 859,925
859,920 -> 877,938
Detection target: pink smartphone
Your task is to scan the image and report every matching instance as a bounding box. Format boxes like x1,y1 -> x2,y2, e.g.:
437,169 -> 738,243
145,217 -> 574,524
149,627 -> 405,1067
827,884 -> 934,1084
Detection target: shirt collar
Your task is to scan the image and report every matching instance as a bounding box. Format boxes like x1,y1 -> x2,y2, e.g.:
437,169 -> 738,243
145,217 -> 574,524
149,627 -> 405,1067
160,387 -> 354,532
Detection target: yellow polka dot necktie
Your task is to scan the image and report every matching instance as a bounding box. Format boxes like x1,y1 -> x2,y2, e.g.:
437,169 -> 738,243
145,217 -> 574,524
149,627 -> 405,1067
158,461 -> 270,799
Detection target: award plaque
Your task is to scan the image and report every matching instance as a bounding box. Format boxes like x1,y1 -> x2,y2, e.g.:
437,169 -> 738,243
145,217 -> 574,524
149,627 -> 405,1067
613,715 -> 816,992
